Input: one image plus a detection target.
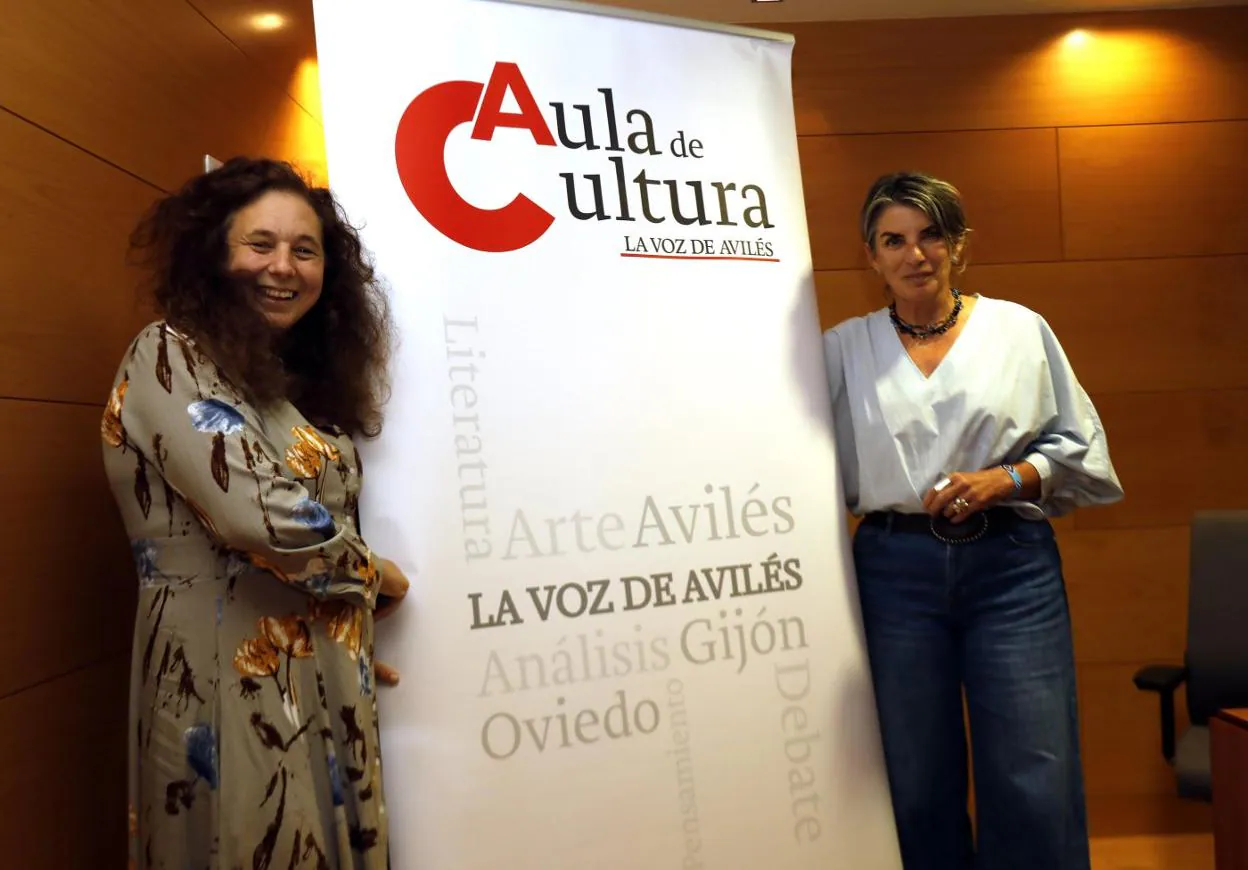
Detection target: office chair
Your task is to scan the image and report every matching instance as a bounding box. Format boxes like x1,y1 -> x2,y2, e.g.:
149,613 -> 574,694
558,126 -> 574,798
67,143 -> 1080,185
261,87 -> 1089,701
1134,510 -> 1248,801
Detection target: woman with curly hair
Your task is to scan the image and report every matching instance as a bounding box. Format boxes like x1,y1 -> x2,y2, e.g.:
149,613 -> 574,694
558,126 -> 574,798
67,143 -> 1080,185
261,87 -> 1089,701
102,157 -> 408,869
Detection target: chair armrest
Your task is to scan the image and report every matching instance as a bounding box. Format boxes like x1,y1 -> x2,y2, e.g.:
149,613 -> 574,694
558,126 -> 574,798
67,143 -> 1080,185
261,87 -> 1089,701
1133,664 -> 1187,763
1134,664 -> 1187,694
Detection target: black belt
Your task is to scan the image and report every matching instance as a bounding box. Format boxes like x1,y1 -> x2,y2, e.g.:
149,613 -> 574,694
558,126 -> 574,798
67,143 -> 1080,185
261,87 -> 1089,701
861,507 -> 1024,544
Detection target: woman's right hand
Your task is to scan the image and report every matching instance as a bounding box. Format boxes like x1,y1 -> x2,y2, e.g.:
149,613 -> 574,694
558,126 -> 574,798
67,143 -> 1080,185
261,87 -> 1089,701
375,660 -> 402,688
375,558 -> 410,620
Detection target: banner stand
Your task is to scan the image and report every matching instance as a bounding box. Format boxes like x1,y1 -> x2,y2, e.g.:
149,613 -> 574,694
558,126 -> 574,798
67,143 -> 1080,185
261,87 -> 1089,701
486,0 -> 794,42
312,0 -> 902,866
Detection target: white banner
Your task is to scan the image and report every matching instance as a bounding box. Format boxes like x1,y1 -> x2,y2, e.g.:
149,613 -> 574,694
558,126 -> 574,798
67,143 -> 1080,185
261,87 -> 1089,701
312,1 -> 900,867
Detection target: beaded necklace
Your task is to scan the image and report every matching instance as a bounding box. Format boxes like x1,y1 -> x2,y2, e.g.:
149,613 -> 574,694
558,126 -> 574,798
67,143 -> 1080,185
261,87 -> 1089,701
889,288 -> 962,340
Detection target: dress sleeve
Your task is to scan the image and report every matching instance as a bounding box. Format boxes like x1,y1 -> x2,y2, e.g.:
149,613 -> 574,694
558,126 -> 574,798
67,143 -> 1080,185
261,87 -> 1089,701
105,324 -> 380,606
1022,317 -> 1125,517
823,327 -> 861,512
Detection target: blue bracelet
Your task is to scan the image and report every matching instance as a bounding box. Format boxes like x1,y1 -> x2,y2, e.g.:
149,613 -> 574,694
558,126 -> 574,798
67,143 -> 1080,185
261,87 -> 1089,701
1001,463 -> 1023,491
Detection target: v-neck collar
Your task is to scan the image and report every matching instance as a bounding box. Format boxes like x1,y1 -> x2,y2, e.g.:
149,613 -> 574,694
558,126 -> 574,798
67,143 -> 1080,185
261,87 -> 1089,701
864,295 -> 990,500
893,293 -> 983,382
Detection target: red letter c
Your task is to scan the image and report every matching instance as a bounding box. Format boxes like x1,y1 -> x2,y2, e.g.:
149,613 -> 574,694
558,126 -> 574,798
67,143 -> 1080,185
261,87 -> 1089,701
395,80 -> 555,253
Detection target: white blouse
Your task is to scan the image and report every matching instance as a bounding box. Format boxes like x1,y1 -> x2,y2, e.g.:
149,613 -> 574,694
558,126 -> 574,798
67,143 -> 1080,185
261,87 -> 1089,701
823,295 -> 1124,518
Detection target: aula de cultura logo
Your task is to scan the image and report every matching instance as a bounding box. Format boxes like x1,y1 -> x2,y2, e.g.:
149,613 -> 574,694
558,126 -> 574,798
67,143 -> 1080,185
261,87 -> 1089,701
394,61 -> 777,253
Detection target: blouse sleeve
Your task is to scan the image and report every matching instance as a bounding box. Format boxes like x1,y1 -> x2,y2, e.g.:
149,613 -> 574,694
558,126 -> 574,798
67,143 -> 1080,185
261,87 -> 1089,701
107,323 -> 380,607
823,328 -> 861,512
1022,317 -> 1125,516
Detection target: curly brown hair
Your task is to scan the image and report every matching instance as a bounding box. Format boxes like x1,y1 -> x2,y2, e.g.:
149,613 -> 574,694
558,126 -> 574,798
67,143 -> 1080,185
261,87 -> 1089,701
128,157 -> 393,437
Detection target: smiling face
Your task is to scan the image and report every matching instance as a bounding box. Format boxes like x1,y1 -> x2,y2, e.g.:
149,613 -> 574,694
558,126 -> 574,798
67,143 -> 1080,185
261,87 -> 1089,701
865,204 -> 963,307
225,190 -> 325,331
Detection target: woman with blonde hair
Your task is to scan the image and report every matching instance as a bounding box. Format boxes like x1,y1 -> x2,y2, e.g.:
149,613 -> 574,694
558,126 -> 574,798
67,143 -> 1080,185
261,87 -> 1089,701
824,171 -> 1123,869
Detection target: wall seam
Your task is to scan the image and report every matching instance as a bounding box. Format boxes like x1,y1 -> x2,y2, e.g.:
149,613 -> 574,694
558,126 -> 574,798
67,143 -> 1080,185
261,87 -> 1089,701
0,105 -> 166,194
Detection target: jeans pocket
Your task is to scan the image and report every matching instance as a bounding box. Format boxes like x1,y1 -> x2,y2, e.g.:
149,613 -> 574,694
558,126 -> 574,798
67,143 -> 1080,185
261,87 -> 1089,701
1007,518 -> 1055,548
852,521 -> 885,563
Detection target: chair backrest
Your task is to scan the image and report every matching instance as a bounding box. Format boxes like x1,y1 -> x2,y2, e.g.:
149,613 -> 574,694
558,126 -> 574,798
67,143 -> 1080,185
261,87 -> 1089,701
1186,510 -> 1248,724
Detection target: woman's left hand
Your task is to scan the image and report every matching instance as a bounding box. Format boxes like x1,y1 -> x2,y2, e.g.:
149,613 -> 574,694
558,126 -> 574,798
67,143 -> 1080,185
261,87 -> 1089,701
922,469 -> 1015,523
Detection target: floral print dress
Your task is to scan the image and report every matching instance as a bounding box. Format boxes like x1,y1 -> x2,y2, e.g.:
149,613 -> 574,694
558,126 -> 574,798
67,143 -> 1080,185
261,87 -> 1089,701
102,322 -> 389,869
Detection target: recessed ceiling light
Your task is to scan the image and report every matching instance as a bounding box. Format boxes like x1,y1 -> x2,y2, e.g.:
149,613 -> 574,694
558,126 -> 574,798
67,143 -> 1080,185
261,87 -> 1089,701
249,12 -> 287,31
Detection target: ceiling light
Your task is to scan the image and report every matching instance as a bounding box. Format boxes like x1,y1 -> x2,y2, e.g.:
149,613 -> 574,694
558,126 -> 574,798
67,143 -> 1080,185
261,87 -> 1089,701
1064,29 -> 1092,47
249,12 -> 287,31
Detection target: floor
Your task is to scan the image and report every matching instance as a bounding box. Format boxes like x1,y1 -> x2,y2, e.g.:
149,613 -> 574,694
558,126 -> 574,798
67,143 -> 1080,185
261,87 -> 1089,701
1088,795 -> 1215,870
1090,833 -> 1213,870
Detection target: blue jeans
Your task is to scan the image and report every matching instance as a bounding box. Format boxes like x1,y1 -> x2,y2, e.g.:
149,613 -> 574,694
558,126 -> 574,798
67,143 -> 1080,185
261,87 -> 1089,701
853,512 -> 1090,870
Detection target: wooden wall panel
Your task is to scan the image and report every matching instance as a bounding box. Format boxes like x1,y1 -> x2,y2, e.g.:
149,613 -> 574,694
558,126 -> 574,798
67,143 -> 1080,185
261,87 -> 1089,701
1062,527 -> 1188,664
0,657 -> 129,869
0,400 -> 135,699
813,269 -> 884,328
0,110 -> 158,404
0,0 -> 321,191
190,0 -> 322,120
972,258 -> 1248,393
782,8 -> 1248,136
799,129 -> 1062,270
1060,121 -> 1248,261
1078,663 -> 1188,797
1079,390 -> 1248,531
0,2 -> 326,866
816,257 -> 1248,395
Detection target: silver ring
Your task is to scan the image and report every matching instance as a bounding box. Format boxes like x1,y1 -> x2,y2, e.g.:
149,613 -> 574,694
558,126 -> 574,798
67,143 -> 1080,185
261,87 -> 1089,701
952,497 -> 970,514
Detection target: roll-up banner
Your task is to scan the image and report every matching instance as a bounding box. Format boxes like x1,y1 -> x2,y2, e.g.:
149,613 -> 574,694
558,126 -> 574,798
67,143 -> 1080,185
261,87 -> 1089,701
311,0 -> 901,866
